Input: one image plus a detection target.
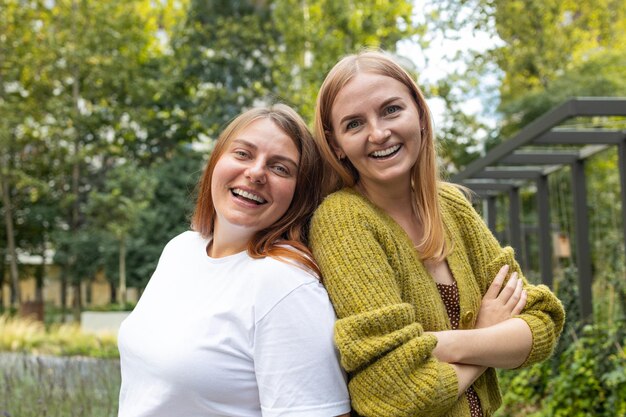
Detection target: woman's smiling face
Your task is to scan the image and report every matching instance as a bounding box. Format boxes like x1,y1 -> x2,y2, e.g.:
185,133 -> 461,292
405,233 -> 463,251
210,117 -> 299,238
330,72 -> 422,190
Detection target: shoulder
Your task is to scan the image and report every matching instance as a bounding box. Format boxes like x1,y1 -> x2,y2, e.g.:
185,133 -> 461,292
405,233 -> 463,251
254,253 -> 319,283
438,182 -> 482,223
146,231 -> 208,278
312,188 -> 383,229
437,183 -> 496,253
246,255 -> 330,322
156,230 -> 209,259
247,251 -> 322,293
161,230 -> 201,256
310,188 -> 394,253
317,187 -> 370,213
438,182 -> 474,211
161,230 -> 206,255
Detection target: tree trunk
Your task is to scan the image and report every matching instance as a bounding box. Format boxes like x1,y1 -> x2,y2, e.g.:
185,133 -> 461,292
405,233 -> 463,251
110,276 -> 117,304
0,264 -> 5,311
60,269 -> 67,322
35,253 -> 44,303
119,236 -> 127,306
72,280 -> 81,322
0,171 -> 21,306
86,277 -> 92,305
69,0 -> 82,319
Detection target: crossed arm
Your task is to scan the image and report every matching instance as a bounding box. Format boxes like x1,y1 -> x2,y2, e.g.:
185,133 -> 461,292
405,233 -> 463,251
310,189 -> 565,415
428,264 -> 533,396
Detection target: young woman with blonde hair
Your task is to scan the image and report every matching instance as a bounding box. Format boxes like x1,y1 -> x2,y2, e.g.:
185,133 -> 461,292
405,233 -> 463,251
118,104 -> 350,417
309,50 -> 564,417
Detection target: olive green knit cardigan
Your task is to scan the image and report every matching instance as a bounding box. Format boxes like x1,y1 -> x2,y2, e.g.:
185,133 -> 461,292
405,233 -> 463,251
310,185 -> 565,417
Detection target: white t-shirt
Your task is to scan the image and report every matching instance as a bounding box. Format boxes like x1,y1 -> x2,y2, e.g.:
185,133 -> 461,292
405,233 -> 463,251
117,231 -> 350,417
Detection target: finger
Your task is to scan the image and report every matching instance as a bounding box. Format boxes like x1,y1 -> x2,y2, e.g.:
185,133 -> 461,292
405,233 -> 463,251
497,271 -> 518,302
511,289 -> 527,315
484,264 -> 509,298
505,274 -> 523,309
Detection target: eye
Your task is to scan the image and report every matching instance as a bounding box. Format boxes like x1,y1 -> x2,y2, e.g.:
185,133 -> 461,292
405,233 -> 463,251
346,119 -> 363,130
270,164 -> 291,177
233,149 -> 250,159
384,105 -> 401,116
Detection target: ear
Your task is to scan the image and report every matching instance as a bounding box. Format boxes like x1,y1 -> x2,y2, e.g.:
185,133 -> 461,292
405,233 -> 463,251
327,131 -> 344,160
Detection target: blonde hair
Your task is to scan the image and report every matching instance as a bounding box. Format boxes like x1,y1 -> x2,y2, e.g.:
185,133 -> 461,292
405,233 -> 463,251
192,104 -> 322,276
314,50 -> 449,261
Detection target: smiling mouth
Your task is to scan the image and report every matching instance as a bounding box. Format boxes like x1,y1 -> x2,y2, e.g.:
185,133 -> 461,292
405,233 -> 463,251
231,188 -> 267,205
369,144 -> 401,159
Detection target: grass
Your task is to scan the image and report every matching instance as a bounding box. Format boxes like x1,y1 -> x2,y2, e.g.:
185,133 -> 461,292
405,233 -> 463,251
0,314 -> 121,417
1,353 -> 121,417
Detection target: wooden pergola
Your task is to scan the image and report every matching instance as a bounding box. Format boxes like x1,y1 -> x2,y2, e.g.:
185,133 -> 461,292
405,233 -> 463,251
452,97 -> 626,319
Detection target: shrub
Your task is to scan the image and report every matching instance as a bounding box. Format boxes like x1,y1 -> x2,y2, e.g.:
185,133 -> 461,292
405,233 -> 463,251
497,322 -> 626,417
545,323 -> 626,417
0,315 -> 119,359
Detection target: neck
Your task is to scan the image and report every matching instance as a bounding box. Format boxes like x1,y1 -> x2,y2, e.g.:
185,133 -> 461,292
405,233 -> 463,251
356,178 -> 423,244
209,221 -> 251,258
357,177 -> 414,219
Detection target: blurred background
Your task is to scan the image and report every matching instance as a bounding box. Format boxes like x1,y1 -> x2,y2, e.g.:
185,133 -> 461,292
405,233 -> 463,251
1,0 -> 625,416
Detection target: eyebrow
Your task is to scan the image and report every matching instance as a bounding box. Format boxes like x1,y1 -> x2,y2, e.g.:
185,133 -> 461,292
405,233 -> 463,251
232,139 -> 299,169
338,96 -> 404,126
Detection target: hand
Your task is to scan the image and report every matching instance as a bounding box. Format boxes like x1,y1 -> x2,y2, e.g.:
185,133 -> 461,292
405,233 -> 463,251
475,265 -> 527,329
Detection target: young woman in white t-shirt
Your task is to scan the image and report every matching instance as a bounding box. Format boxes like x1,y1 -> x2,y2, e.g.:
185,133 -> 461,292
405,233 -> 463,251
117,104 -> 351,417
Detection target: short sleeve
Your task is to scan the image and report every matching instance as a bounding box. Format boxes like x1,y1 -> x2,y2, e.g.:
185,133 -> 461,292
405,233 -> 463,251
254,281 -> 351,417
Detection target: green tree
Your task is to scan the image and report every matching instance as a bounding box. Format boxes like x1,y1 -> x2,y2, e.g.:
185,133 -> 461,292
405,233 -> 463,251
420,0 -> 626,165
272,0 -> 418,120
37,0 -> 174,315
492,0 -> 626,136
0,0 -> 56,306
87,163 -> 156,305
428,77 -> 491,174
124,146 -> 203,289
166,0 -> 277,143
495,50 -> 626,137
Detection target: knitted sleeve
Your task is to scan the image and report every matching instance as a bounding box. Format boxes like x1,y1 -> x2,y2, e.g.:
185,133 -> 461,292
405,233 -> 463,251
310,192 -> 459,417
439,185 -> 565,368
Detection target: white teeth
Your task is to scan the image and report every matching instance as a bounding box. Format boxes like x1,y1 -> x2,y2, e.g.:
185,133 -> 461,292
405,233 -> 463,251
371,144 -> 401,158
232,188 -> 266,204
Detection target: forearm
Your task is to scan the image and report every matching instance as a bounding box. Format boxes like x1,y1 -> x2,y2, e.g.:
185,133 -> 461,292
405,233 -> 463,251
432,318 -> 533,369
450,363 -> 486,397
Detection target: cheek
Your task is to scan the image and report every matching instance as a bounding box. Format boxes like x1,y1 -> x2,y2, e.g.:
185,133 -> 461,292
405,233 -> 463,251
211,158 -> 233,186
209,171 -> 220,200
209,159 -> 233,202
277,181 -> 297,210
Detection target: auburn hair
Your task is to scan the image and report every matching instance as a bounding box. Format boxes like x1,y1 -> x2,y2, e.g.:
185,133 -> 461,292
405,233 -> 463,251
314,49 -> 449,262
192,104 -> 322,276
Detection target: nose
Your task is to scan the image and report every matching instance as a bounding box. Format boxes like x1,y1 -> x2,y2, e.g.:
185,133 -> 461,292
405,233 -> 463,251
245,162 -> 266,184
368,122 -> 391,144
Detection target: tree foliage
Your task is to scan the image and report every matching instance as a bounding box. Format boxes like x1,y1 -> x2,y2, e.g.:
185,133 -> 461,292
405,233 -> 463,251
3,1 -> 626,414
5,0 -> 623,332
424,0 -> 626,159
87,162 -> 156,303
167,0 -> 277,141
122,146 -> 203,289
496,322 -> 626,417
3,0 -> 422,304
272,0 -> 418,119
